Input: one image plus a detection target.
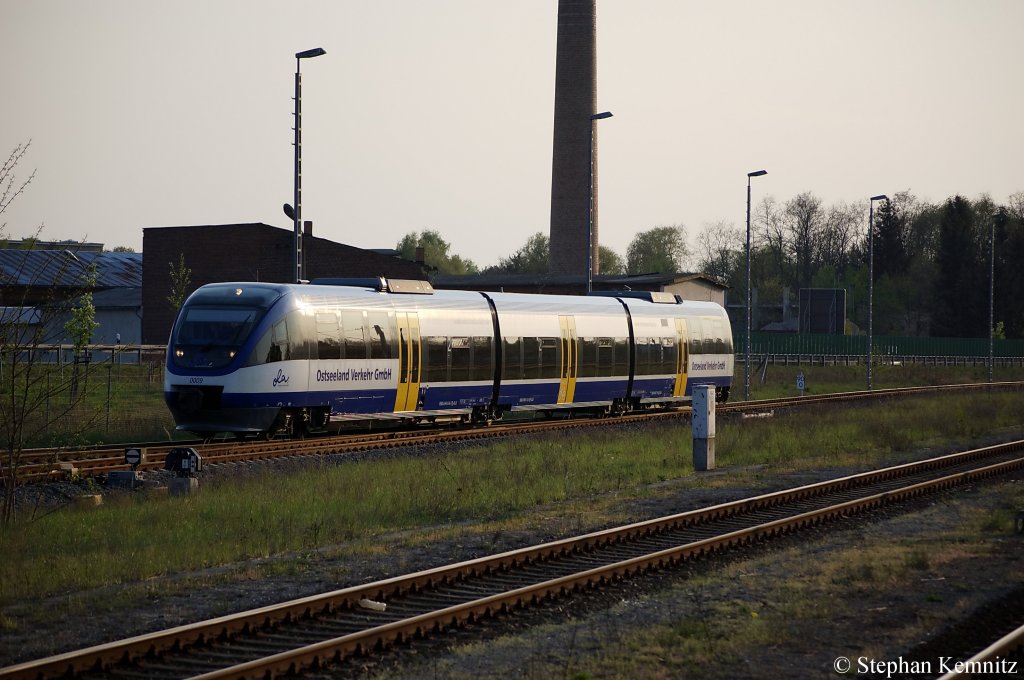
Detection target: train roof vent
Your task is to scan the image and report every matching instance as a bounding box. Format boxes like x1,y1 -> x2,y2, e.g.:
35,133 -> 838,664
588,290 -> 679,304
386,279 -> 434,295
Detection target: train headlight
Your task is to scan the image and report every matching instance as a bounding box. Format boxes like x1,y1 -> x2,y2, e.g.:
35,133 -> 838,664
228,350 -> 236,358
175,349 -> 185,358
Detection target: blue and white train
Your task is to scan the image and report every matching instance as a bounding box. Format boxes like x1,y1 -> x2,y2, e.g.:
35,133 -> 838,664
164,279 -> 734,438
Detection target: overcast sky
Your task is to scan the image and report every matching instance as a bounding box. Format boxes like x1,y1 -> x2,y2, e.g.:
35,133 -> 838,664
2,1 -> 1022,269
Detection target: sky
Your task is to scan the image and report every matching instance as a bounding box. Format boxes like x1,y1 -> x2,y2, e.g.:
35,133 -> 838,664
2,1 -> 1023,270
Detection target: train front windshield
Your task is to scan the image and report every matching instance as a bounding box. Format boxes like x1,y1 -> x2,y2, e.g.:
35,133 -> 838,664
170,285 -> 281,369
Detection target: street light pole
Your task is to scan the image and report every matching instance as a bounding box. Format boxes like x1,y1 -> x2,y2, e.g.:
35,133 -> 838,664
989,214 -> 995,383
293,47 -> 326,284
745,170 -> 767,402
587,111 -> 612,293
867,194 -> 888,390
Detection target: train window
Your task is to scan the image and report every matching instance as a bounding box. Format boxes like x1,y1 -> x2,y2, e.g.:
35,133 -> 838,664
578,337 -> 597,378
540,337 -> 560,379
707,317 -> 730,354
502,336 -> 522,380
450,336 -> 471,381
316,312 -> 342,360
661,336 -> 677,374
614,337 -> 629,376
651,338 -> 664,374
367,312 -> 395,360
267,319 -> 288,363
471,336 -> 493,381
688,319 -> 705,355
522,337 -> 540,379
639,337 -> 652,375
596,337 -> 614,377
240,312 -> 308,365
246,328 -> 271,367
424,336 -> 448,382
341,311 -> 367,359
636,337 -> 664,375
634,337 -> 648,375
703,317 -> 716,354
174,305 -> 263,369
288,311 -> 314,361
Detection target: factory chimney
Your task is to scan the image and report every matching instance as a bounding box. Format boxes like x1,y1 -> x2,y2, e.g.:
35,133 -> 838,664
548,0 -> 598,278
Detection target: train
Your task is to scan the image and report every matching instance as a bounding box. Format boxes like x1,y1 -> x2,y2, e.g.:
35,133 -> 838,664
163,279 -> 734,438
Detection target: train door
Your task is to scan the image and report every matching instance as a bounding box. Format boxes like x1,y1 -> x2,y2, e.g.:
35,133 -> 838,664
673,318 -> 689,397
557,315 -> 578,403
394,312 -> 422,411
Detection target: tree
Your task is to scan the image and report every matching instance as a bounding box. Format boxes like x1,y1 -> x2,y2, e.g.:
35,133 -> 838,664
65,268 -> 99,353
396,230 -> 479,276
754,195 -> 788,291
485,232 -> 549,275
1008,192 -> 1024,223
1,141 -> 35,232
988,203 -> 1024,340
817,201 -> 863,275
598,246 -> 625,275
167,254 -> 192,313
871,193 -> 911,279
695,221 -> 741,283
783,192 -> 824,291
110,246 -> 136,253
932,196 -> 985,337
0,142 -> 114,523
626,225 -> 688,274
64,267 -> 99,400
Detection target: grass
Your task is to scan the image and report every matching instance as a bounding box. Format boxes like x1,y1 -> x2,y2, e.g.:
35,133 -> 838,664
2,389 -> 1023,607
4,362 -> 177,448
740,361 -> 1024,400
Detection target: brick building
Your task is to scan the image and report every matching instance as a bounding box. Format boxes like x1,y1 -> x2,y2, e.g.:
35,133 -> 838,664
141,223 -> 425,343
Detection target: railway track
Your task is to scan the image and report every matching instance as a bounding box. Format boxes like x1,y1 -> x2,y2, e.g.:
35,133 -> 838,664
936,623 -> 1024,679
7,381 -> 1023,484
4,439 -> 1023,679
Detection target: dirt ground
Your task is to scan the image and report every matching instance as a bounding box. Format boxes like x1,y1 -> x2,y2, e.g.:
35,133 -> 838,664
2,442 -> 1023,678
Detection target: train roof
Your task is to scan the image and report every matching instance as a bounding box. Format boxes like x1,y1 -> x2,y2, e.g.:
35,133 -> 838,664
192,281 -> 726,316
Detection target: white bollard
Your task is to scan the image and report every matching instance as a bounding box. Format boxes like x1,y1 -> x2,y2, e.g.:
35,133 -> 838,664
692,384 -> 716,471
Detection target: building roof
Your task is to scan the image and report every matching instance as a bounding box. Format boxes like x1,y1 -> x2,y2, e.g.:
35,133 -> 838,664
0,250 -> 142,289
77,251 -> 143,288
91,286 -> 142,309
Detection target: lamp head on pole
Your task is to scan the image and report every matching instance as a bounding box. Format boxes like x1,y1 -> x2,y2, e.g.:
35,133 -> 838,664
748,170 -> 767,178
870,194 -> 888,202
590,111 -> 613,121
296,47 -> 327,60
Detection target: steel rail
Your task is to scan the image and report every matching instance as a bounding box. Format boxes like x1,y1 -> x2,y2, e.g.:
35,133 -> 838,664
4,440 -> 1022,679
936,623 -> 1024,679
7,381 -> 1023,484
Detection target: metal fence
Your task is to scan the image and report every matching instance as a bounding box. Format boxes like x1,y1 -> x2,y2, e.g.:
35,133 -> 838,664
0,345 -> 173,445
733,332 -> 1024,360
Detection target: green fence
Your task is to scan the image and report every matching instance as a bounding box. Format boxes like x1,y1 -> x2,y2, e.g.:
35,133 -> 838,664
732,332 -> 1024,358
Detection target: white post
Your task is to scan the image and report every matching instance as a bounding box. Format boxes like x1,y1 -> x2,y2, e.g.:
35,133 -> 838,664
692,384 -> 716,471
